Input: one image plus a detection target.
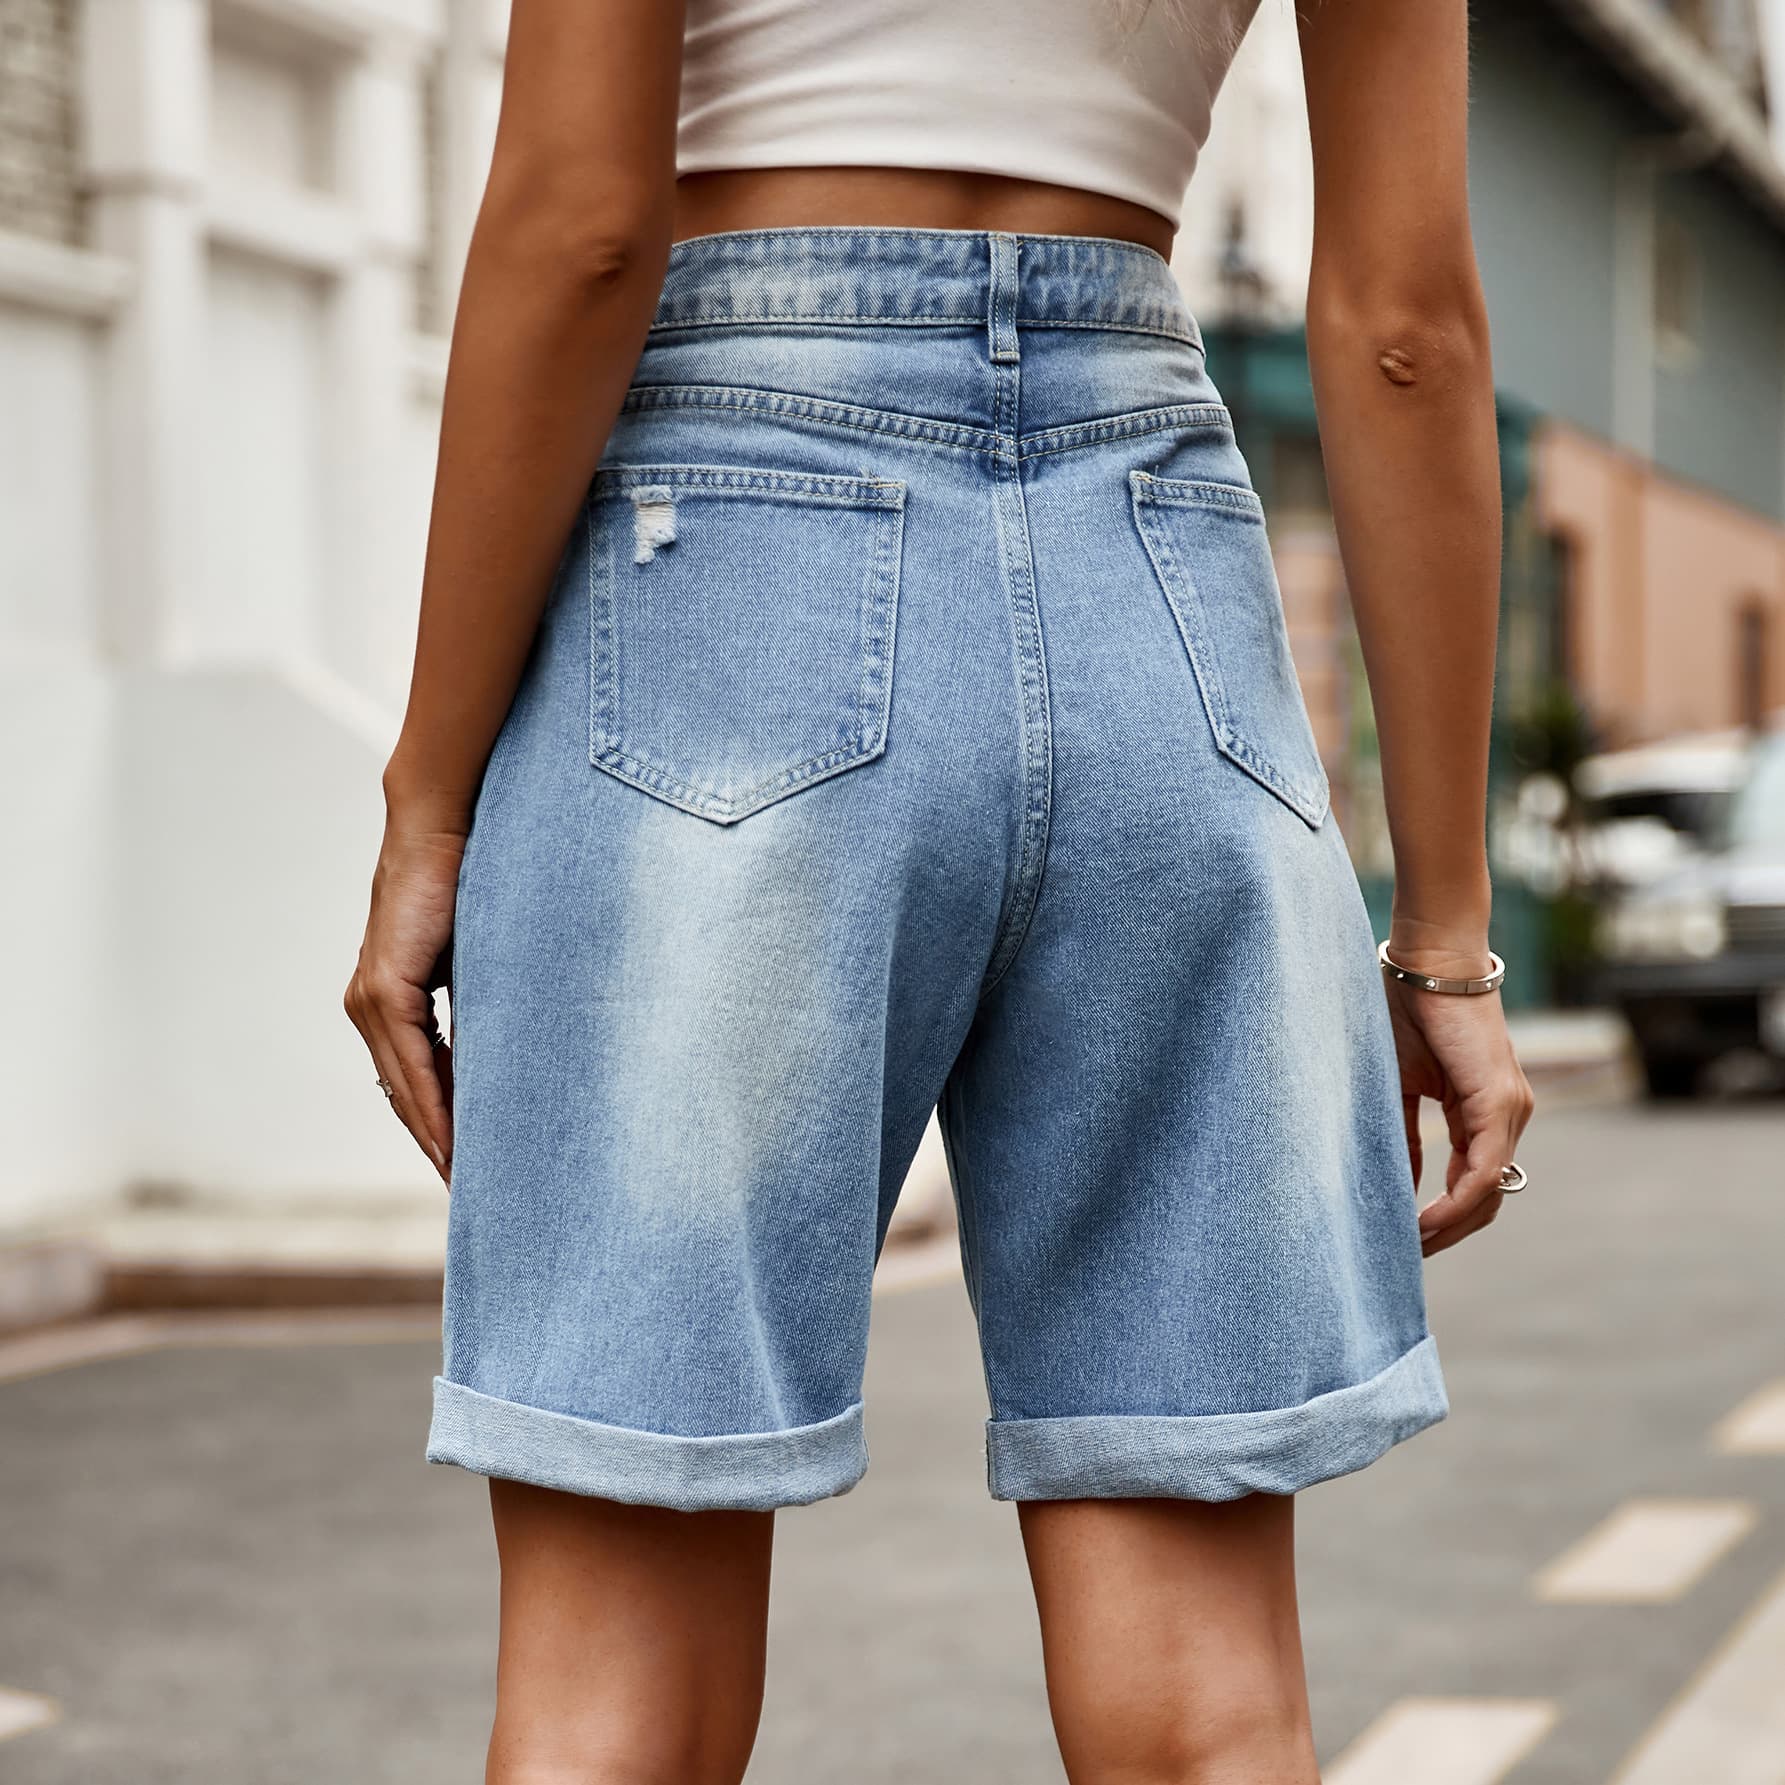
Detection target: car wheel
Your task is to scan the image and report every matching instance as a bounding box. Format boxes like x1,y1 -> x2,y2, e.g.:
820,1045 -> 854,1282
1639,1052 -> 1700,1100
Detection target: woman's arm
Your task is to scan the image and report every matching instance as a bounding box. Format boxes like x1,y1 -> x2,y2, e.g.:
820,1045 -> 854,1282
346,0 -> 685,1177
1297,0 -> 1534,1252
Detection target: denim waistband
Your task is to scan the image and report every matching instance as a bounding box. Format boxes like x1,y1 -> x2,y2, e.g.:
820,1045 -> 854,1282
648,226 -> 1203,354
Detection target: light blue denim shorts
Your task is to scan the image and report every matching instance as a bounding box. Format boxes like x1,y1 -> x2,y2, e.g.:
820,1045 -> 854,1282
426,226 -> 1448,1511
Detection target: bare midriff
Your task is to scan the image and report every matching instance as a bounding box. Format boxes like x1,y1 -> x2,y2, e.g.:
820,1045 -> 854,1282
671,166 -> 1177,260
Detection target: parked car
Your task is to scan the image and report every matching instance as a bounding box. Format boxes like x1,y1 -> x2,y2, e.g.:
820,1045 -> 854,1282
1596,726 -> 1785,1097
1575,729 -> 1751,893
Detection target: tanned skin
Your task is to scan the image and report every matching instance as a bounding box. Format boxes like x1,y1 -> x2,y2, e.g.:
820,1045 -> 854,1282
345,3 -> 1533,1778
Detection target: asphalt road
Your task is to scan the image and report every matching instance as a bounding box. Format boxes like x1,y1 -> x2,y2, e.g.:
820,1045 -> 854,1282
2,1094 -> 1783,1784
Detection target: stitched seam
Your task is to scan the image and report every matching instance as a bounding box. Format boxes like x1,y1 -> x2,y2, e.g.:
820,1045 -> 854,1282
652,310 -> 989,326
980,372 -> 1054,999
1140,497 -> 1316,815
587,490 -> 902,822
1132,487 -> 1237,775
620,383 -> 1002,458
592,462 -> 907,504
592,739 -> 883,818
1130,470 -> 1266,515
587,499 -> 616,771
614,387 -> 1235,466
1019,318 -> 1199,347
1130,478 -> 1329,826
644,314 -> 1197,347
858,502 -> 902,762
1020,404 -> 1233,461
659,222 -> 1181,260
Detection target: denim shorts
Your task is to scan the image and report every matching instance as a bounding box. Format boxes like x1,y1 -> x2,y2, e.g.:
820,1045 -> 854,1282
426,226 -> 1448,1511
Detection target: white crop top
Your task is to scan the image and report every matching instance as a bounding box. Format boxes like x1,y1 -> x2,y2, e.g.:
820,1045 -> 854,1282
677,0 -> 1265,230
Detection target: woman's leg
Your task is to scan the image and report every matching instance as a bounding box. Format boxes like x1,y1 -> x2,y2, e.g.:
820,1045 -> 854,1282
1018,1494 -> 1319,1785
485,1482 -> 774,1785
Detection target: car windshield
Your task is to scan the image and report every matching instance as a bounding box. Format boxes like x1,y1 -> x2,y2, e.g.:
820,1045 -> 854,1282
1585,787 -> 1734,840
1723,739 -> 1785,849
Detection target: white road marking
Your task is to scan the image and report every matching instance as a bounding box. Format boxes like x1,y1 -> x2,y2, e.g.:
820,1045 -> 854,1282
0,1687 -> 58,1742
1323,1697 -> 1558,1785
1713,1379 -> 1785,1455
1608,1562 -> 1785,1784
1533,1498 -> 1757,1604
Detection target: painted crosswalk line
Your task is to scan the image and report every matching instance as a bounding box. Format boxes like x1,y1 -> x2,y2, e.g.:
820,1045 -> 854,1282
1712,1379 -> 1785,1455
0,1688 -> 58,1743
1322,1697 -> 1558,1785
1608,1562 -> 1785,1784
1533,1498 -> 1757,1604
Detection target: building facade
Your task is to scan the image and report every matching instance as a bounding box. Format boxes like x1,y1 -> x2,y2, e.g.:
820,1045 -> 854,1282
3,0 -> 1782,1220
1178,0 -> 1785,996
1,0 -> 503,1226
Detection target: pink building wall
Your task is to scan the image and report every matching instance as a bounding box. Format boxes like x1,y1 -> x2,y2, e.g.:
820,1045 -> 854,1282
1535,422 -> 1785,746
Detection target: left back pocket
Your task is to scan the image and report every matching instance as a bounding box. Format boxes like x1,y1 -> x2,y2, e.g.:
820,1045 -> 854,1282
586,464 -> 907,824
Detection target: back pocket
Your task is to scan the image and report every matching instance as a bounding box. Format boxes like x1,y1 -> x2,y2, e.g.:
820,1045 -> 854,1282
1129,469 -> 1330,829
587,464 -> 907,824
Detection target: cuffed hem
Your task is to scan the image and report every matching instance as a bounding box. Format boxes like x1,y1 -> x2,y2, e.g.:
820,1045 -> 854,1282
985,1334 -> 1448,1502
427,1378 -> 868,1512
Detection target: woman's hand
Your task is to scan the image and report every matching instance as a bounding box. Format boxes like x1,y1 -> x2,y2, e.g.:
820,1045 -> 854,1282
344,808 -> 466,1185
1383,934 -> 1536,1257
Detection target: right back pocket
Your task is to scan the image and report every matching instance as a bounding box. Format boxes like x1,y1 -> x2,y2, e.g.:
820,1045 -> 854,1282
1129,469 -> 1331,830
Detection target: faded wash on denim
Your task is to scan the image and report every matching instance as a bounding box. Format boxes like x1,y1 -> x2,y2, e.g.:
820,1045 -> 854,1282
427,226 -> 1448,1511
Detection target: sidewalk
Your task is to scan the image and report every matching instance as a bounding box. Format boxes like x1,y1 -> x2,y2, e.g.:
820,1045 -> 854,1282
1507,1006 -> 1636,1106
0,1010 -> 1631,1336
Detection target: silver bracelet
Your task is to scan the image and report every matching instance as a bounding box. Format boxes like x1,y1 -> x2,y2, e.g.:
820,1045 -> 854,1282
1377,940 -> 1506,995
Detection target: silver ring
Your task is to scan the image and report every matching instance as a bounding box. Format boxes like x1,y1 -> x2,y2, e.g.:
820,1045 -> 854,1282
1498,1161 -> 1528,1194
375,1076 -> 396,1101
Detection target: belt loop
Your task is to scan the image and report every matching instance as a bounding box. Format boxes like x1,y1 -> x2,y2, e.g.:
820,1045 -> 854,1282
988,232 -> 1021,364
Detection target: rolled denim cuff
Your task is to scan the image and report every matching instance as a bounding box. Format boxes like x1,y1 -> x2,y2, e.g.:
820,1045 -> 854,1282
428,1378 -> 868,1512
985,1334 -> 1447,1502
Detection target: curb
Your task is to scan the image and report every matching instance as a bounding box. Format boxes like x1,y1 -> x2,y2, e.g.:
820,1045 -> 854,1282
0,1208 -> 959,1343
0,1035 -> 1628,1346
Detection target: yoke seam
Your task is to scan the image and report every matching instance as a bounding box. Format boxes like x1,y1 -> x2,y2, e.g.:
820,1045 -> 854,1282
621,383 -> 1002,458
1020,403 -> 1230,460
645,316 -> 1197,348
615,384 -> 1234,465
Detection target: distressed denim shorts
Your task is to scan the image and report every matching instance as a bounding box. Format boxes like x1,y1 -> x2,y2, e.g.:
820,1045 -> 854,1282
426,226 -> 1448,1511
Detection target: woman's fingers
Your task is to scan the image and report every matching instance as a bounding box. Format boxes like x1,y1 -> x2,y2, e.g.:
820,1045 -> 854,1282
346,971 -> 453,1180
388,1004 -> 453,1178
1421,1188 -> 1503,1256
425,1026 -> 454,1185
1417,1069 -> 1533,1248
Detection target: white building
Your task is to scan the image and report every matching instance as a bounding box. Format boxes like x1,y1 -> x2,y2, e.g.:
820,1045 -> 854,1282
2,0 -> 508,1230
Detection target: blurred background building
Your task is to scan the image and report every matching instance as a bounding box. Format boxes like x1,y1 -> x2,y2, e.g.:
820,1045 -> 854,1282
1180,0 -> 1785,1004
1,0 -> 1783,1227
2,0 -> 509,1234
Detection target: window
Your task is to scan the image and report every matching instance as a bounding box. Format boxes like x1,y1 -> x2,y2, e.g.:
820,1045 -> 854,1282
1653,213 -> 1699,367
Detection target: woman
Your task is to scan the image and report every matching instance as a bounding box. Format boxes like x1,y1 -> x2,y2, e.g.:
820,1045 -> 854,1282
346,0 -> 1535,1777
